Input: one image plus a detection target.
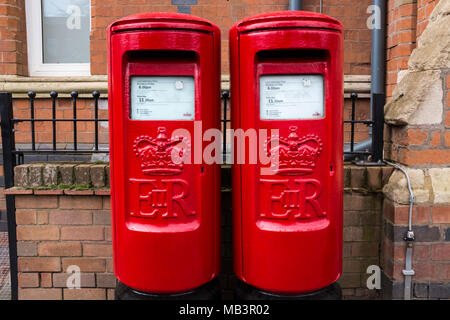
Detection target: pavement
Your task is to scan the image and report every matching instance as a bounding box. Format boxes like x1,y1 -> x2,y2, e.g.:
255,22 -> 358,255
0,232 -> 11,300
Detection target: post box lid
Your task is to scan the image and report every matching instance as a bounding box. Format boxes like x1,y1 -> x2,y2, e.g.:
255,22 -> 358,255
109,12 -> 217,33
234,10 -> 342,33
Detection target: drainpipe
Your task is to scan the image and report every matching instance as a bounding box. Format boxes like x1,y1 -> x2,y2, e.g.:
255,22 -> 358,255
289,0 -> 302,11
370,0 -> 386,163
385,161 -> 415,300
346,0 -> 386,162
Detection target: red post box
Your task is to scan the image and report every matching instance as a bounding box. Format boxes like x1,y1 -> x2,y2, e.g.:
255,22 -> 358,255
230,11 -> 344,298
108,13 -> 221,299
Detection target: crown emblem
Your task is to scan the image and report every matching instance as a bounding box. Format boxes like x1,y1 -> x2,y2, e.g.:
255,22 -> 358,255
265,126 -> 323,175
133,127 -> 188,175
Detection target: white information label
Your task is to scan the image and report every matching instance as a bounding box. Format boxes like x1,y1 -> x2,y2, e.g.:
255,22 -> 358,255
260,74 -> 324,120
130,76 -> 195,120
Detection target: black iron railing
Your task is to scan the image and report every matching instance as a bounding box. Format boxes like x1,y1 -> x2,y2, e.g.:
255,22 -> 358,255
343,92 -> 384,163
17,91 -> 108,155
0,89 -> 382,300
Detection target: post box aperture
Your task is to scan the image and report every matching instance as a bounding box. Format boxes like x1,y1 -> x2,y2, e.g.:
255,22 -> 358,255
230,11 -> 344,297
108,13 -> 221,297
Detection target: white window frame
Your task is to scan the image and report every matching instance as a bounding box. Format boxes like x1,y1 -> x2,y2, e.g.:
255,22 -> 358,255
26,0 -> 90,76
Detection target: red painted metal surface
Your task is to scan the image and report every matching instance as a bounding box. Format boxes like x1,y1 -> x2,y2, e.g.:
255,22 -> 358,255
108,13 -> 221,293
230,11 -> 344,294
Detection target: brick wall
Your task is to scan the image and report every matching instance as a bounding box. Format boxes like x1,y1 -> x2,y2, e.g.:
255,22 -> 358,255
14,192 -> 114,300
386,0 -> 417,99
0,0 -> 27,76
339,165 -> 393,299
90,0 -> 373,75
384,69 -> 450,165
386,0 -> 439,99
382,0 -> 449,299
0,0 -> 374,77
6,162 -> 112,300
6,162 -> 392,300
382,198 -> 450,299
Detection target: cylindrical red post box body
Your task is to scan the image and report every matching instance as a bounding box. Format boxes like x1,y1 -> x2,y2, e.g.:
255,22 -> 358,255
108,13 -> 221,295
230,11 -> 344,295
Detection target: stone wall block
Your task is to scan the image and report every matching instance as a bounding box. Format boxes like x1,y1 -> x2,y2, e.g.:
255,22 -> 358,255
28,164 -> 43,188
75,164 -> 91,186
14,165 -> 29,187
58,164 -> 76,186
91,165 -> 106,188
43,164 -> 58,186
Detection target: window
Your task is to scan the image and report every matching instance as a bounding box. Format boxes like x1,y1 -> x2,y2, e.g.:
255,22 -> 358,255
26,0 -> 91,76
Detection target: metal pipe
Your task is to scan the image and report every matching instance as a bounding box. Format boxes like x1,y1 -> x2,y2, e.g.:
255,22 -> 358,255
344,138 -> 372,161
385,161 -> 415,300
371,0 -> 386,96
346,0 -> 386,162
289,0 -> 302,11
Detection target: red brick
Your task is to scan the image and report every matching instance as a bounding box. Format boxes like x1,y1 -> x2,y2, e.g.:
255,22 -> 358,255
53,272 -> 95,288
430,131 -> 441,146
36,211 -> 49,225
444,131 -> 450,148
393,128 -> 428,146
15,210 -> 36,224
40,273 -> 52,288
63,288 -> 106,300
92,210 -> 110,225
62,258 -> 106,272
49,210 -> 93,225
351,243 -> 379,257
399,149 -> 450,165
440,263 -> 450,280
431,244 -> 450,261
83,243 -> 112,257
94,189 -> 110,196
16,242 -> 37,257
107,289 -> 115,300
96,273 -> 116,288
16,225 -> 59,241
392,206 -> 430,225
105,226 -> 112,241
64,190 -> 95,196
447,91 -> 450,108
102,196 -> 111,209
18,257 -> 61,272
38,242 -> 82,257
413,262 -> 439,281
106,258 -> 114,273
59,196 -> 102,210
61,226 -> 104,241
19,288 -> 62,300
34,190 -> 64,195
18,273 -> 39,288
15,195 -> 58,209
431,206 -> 450,223
413,245 -> 430,261
446,111 -> 450,127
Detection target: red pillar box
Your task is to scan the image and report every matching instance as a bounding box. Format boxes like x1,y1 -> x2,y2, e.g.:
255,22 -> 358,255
230,11 -> 344,299
108,13 -> 221,299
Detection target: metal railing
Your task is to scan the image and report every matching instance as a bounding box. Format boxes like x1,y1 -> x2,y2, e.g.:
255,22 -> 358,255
343,92 -> 384,163
0,89 -> 382,300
